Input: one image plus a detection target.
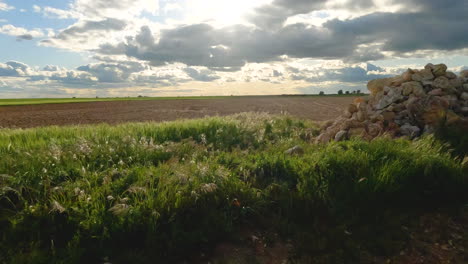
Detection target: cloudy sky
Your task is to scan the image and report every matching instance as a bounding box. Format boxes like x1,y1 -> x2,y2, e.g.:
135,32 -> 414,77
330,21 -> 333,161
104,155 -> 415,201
0,0 -> 467,98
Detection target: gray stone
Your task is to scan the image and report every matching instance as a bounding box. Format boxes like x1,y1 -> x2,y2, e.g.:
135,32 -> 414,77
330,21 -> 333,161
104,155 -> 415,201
285,145 -> 304,155
433,76 -> 452,89
412,69 -> 434,82
412,85 -> 426,97
400,124 -> 421,139
428,88 -> 443,96
460,70 -> 468,78
334,130 -> 348,141
445,71 -> 457,79
461,92 -> 468,101
346,104 -> 358,114
432,63 -> 448,77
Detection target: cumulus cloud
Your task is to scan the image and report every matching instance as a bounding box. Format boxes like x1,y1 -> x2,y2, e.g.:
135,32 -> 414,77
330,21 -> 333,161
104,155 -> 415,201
92,0 -> 468,69
0,0 -> 14,11
0,24 -> 44,40
72,0 -> 158,19
33,5 -> 79,20
183,67 -> 220,82
76,61 -> 146,83
0,61 -> 31,76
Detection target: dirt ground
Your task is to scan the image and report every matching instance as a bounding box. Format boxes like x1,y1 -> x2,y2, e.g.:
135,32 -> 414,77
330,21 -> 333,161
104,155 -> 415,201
0,96 -> 359,128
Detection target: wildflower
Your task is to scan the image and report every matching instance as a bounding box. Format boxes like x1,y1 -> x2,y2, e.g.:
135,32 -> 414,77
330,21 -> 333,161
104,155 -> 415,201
127,186 -> 147,194
200,183 -> 218,194
232,198 -> 241,207
108,204 -> 131,216
107,195 -> 114,201
50,200 -> 66,213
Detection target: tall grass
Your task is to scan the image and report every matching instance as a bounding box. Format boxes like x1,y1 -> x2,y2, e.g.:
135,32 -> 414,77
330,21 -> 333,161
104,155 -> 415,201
0,113 -> 466,263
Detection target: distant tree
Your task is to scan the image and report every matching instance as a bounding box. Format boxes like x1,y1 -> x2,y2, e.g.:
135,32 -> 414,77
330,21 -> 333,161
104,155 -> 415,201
319,91 -> 325,96
352,90 -> 356,94
356,89 -> 361,94
345,91 -> 350,95
138,95 -> 143,98
337,90 -> 343,95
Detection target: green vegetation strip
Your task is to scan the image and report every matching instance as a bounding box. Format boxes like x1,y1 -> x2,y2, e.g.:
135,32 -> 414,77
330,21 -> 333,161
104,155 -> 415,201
0,96 -> 232,106
0,113 -> 467,263
0,94 -> 362,106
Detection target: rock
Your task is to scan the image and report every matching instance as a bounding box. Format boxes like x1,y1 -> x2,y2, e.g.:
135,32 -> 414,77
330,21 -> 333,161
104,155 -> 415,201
461,92 -> 468,101
433,76 -> 452,90
367,77 -> 397,96
432,63 -> 448,77
402,83 -> 413,96
445,71 -> 457,79
348,127 -> 367,138
340,119 -> 364,130
446,111 -> 461,126
285,145 -> 304,155
317,63 -> 467,143
320,120 -> 334,131
428,88 -> 443,96
402,81 -> 423,95
356,110 -> 367,122
401,69 -> 414,82
400,124 -> 421,138
347,104 -> 358,114
334,130 -> 348,141
382,111 -> 396,121
450,78 -> 464,89
316,132 -> 333,144
412,68 -> 434,82
413,85 -> 426,97
460,70 -> 468,78
367,123 -> 383,137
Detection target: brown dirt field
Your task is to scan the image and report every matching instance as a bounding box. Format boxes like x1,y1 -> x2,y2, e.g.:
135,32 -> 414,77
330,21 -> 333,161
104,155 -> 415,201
0,96 -> 360,128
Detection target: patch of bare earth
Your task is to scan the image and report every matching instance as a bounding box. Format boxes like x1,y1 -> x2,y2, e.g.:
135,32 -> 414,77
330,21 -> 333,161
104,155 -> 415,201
0,96 -> 358,128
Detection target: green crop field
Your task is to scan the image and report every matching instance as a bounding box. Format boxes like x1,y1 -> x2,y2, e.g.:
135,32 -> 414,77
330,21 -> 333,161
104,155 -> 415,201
0,113 -> 467,263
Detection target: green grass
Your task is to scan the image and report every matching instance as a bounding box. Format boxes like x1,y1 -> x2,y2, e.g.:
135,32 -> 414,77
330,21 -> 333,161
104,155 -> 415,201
0,94 -> 363,106
0,113 -> 466,263
0,96 -> 231,106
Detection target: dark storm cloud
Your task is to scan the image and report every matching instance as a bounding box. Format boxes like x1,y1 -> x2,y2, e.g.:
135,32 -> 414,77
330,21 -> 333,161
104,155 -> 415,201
290,63 -> 391,83
249,0 -> 328,29
183,67 -> 220,82
55,18 -> 126,40
99,23 -> 352,68
0,61 -> 29,76
324,4 -> 468,53
76,61 -> 146,83
43,65 -> 60,71
95,0 -> 468,68
16,34 -> 33,41
49,71 -> 96,84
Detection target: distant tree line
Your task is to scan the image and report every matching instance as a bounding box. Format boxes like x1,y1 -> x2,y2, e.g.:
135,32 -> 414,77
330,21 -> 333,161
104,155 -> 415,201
318,89 -> 363,96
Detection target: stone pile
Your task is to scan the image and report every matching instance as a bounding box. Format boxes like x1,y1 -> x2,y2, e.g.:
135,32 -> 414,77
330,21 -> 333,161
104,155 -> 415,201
317,63 -> 468,143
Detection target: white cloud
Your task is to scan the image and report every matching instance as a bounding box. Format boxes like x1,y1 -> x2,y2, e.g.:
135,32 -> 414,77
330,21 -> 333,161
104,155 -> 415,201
34,5 -> 79,19
0,0 -> 14,11
0,24 -> 45,40
72,0 -> 159,19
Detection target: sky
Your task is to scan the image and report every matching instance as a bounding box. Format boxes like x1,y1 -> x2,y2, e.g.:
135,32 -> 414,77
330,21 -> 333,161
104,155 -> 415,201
0,0 -> 467,98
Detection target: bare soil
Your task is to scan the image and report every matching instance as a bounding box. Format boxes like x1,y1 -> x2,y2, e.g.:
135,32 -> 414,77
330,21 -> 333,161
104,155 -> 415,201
0,96 -> 358,128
